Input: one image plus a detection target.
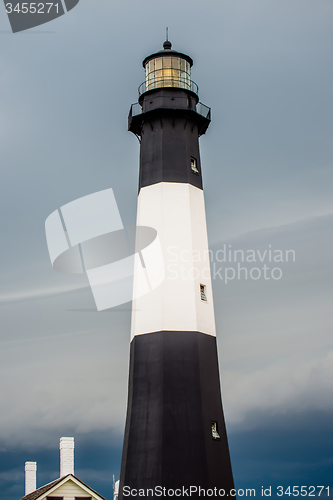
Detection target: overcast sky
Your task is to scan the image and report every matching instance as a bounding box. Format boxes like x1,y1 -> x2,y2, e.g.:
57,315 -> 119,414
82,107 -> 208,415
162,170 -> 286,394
0,1 -> 332,499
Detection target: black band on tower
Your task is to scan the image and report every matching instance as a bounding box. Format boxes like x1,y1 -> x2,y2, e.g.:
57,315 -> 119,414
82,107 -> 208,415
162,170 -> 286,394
139,112 -> 203,190
129,88 -> 211,191
119,331 -> 235,499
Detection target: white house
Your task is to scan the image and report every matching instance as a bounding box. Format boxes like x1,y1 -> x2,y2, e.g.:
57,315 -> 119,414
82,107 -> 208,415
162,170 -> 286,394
20,473 -> 106,500
20,437 -> 107,500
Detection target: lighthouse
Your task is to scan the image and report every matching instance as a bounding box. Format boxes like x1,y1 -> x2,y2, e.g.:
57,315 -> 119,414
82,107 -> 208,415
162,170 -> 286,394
119,40 -> 235,497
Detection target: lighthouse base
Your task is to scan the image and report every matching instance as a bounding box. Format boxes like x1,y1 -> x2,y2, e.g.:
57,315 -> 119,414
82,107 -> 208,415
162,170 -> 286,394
119,331 -> 235,499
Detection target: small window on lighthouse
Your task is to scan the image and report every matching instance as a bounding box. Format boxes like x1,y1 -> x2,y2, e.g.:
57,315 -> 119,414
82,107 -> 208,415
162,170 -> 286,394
211,422 -> 221,440
200,284 -> 207,302
191,157 -> 199,174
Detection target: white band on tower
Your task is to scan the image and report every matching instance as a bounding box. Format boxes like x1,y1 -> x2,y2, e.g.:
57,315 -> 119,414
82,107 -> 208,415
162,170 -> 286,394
131,182 -> 216,339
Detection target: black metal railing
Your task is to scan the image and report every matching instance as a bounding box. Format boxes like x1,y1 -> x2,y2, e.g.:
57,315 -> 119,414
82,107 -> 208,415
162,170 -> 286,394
196,102 -> 211,120
129,102 -> 142,118
129,98 -> 211,121
138,78 -> 199,97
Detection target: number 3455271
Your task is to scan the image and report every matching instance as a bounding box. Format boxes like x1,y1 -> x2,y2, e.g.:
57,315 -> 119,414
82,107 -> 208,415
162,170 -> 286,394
5,3 -> 60,14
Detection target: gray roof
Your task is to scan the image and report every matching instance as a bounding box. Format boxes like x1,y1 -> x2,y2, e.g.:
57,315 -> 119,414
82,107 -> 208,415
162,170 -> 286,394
19,474 -> 106,500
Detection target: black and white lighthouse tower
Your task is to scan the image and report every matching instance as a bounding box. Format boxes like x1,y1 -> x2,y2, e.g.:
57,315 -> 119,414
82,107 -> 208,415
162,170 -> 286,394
119,40 -> 235,498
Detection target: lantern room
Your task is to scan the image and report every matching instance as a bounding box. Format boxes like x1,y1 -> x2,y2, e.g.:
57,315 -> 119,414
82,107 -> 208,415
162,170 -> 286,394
140,40 -> 198,96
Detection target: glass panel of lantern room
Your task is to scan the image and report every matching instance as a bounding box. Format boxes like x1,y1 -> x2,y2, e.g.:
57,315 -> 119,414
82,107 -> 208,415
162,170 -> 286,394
171,57 -> 180,86
151,60 -> 157,89
145,60 -> 149,85
155,57 -> 163,70
145,60 -> 152,90
171,57 -> 180,69
184,60 -> 191,89
162,57 -> 172,87
179,58 -> 186,88
154,57 -> 163,88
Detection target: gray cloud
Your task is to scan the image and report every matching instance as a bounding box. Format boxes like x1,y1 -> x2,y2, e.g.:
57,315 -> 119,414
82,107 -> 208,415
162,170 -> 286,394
211,214 -> 333,427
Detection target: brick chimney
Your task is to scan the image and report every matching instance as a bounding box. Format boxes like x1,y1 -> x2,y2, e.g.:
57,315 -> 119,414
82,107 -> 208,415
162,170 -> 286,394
60,437 -> 74,477
25,462 -> 37,495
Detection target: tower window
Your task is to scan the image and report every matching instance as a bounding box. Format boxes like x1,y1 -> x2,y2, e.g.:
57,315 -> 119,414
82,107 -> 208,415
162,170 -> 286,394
191,157 -> 199,174
200,284 -> 207,302
211,422 -> 221,440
